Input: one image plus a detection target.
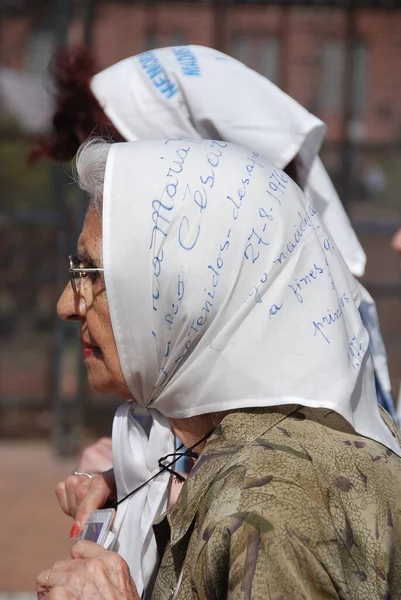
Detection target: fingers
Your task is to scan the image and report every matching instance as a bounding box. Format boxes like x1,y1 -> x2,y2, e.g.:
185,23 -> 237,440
37,569 -> 78,600
37,555 -> 105,598
67,475 -> 91,518
38,568 -> 103,599
55,471 -> 116,537
37,547 -> 140,600
37,568 -> 53,594
71,541 -> 107,559
55,480 -> 69,516
55,475 -> 91,519
74,475 -> 114,534
71,543 -> 139,598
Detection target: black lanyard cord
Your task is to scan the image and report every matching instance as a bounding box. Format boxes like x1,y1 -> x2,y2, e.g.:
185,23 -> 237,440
114,428 -> 214,508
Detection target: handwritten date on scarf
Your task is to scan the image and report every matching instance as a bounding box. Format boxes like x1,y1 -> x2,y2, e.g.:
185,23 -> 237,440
243,169 -> 289,265
266,169 -> 289,205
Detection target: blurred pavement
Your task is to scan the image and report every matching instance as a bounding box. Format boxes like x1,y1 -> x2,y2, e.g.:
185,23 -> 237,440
0,441 -> 76,592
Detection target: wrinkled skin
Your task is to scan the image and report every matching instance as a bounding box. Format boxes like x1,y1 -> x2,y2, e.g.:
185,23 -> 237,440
37,541 -> 139,600
57,212 -> 131,398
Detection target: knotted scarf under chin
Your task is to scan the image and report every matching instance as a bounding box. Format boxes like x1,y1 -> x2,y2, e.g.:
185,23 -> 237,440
111,402 -> 173,595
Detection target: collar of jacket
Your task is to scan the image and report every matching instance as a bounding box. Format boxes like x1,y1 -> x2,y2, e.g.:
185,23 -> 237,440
162,404 -> 302,547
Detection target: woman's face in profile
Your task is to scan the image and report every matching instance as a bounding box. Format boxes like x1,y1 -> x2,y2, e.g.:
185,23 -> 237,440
57,211 -> 131,398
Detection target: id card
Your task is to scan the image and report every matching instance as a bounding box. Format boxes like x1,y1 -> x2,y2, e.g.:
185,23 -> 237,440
77,508 -> 116,548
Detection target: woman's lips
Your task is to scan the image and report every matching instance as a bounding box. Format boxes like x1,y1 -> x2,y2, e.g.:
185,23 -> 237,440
83,347 -> 94,358
81,343 -> 101,359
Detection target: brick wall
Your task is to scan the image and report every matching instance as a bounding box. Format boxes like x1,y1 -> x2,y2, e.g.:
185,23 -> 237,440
1,3 -> 400,145
0,16 -> 31,71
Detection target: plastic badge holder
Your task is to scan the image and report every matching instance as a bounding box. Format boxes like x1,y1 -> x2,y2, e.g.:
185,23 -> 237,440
77,508 -> 116,549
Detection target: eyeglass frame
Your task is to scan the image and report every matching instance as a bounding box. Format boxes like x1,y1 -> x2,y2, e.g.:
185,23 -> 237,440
68,254 -> 104,294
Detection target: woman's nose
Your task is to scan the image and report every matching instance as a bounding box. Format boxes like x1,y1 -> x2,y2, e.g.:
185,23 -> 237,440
57,282 -> 86,321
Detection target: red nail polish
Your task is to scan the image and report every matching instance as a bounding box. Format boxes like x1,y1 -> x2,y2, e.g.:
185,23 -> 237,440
69,522 -> 80,539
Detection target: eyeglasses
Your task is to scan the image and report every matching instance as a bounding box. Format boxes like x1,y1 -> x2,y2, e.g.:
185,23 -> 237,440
68,254 -> 104,294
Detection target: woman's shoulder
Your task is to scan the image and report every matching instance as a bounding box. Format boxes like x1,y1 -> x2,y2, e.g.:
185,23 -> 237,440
198,406 -> 401,536
188,408 -> 401,599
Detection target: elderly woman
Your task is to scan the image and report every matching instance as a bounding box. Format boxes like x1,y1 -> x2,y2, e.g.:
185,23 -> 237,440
35,45 -> 395,423
38,138 -> 401,600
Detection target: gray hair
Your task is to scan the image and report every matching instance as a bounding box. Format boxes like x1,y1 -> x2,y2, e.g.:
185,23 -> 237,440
74,138 -> 112,217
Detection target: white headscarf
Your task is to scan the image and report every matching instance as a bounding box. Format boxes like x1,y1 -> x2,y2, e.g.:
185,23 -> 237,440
103,139 -> 401,593
92,45 -> 394,405
91,45 -> 365,276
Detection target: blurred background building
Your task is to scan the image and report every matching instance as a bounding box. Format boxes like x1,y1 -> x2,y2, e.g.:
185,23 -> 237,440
1,0 -> 401,454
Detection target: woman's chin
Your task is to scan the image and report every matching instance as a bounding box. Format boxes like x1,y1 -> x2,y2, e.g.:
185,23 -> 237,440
85,367 -> 114,395
85,366 -> 131,398
87,376 -> 113,395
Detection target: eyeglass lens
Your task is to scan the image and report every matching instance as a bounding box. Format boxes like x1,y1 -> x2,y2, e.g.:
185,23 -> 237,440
69,255 -> 82,293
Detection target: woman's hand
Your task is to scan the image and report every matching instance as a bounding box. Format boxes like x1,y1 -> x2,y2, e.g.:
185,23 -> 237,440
55,470 -> 116,538
37,541 -> 139,600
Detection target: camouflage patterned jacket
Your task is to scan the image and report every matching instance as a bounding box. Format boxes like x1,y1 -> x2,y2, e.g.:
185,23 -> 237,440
150,405 -> 401,600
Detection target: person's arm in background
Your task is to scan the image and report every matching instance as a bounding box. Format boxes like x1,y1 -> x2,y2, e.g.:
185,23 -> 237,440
391,228 -> 401,254
77,436 -> 113,472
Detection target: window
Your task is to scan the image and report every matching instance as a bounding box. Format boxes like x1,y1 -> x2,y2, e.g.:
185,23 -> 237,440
232,35 -> 279,83
26,29 -> 55,75
320,37 -> 369,114
351,39 -> 368,112
320,40 -> 346,111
